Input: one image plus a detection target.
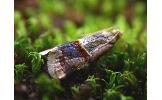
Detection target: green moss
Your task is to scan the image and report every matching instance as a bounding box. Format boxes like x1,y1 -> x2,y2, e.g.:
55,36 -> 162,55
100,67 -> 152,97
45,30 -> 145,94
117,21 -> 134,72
71,85 -> 80,96
15,64 -> 27,81
14,0 -> 147,99
36,74 -> 63,93
28,52 -> 44,76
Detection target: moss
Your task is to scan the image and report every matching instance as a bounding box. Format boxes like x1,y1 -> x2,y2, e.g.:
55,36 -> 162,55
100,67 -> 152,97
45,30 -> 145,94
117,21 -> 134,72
14,0 -> 147,100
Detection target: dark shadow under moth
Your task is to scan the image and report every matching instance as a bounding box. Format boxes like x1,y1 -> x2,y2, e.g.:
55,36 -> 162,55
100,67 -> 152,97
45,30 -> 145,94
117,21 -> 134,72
40,27 -> 122,79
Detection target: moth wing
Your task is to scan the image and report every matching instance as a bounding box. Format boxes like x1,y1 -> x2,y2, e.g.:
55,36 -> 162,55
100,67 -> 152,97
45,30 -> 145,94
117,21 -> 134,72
47,49 -> 89,79
47,49 -> 66,79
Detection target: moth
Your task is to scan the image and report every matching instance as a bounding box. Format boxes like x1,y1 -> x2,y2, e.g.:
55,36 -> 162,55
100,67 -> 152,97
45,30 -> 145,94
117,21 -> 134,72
40,27 -> 121,79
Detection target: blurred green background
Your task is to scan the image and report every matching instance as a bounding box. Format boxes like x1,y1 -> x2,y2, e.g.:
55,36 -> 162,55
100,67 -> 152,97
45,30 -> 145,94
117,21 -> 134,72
14,0 -> 147,100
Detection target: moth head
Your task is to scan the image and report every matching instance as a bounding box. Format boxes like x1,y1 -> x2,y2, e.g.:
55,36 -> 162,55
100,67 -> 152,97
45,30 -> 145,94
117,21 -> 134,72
102,27 -> 122,44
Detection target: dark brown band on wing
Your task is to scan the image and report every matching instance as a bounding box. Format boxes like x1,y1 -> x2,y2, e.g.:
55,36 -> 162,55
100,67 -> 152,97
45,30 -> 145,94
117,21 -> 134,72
73,40 -> 90,62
